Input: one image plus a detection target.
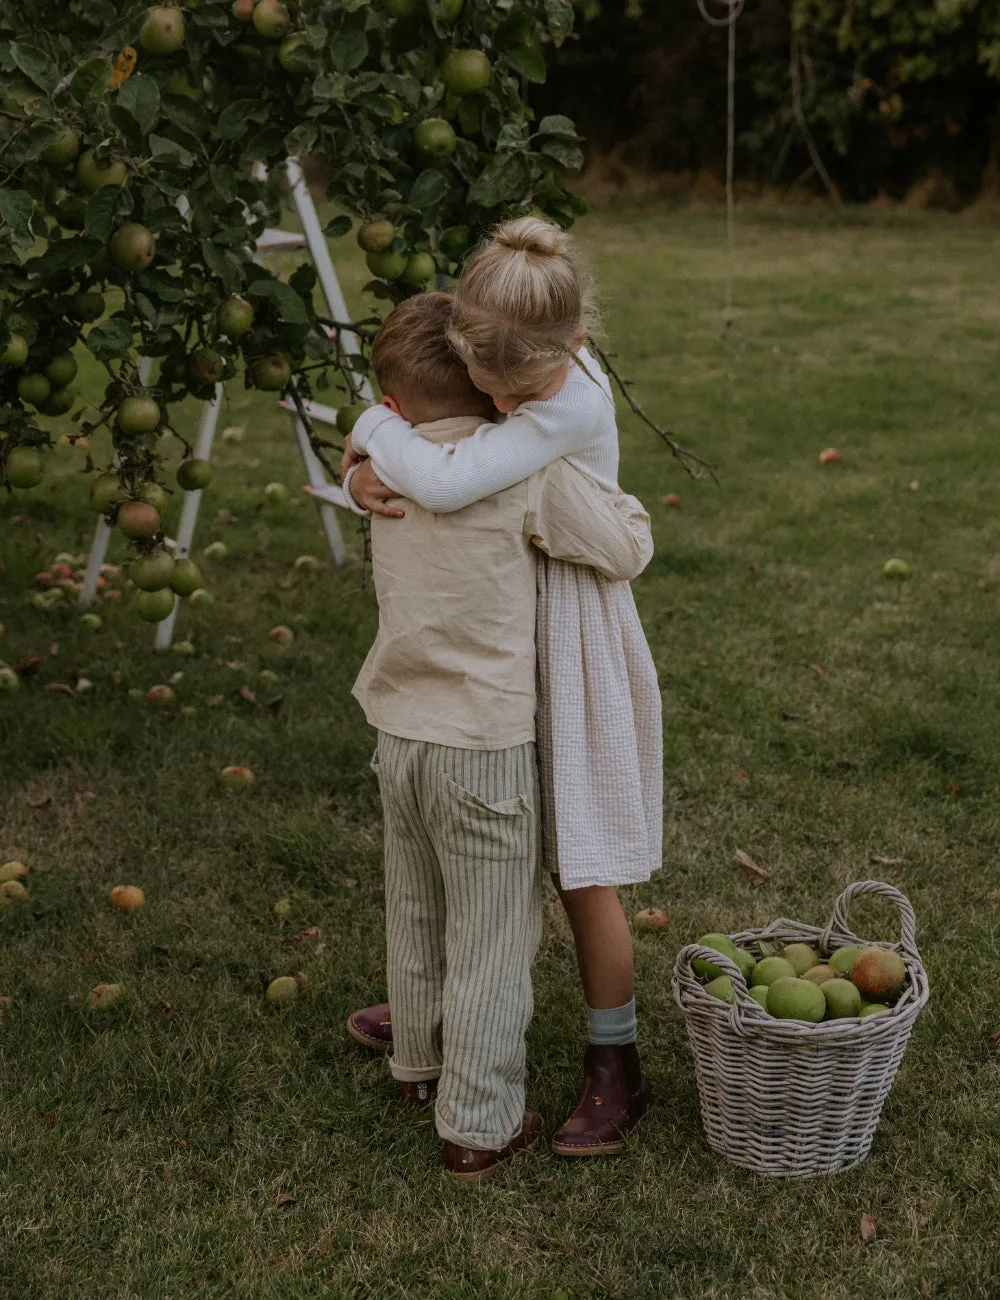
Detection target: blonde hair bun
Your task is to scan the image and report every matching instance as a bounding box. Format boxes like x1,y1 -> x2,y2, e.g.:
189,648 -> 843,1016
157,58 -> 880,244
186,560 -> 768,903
493,216 -> 568,259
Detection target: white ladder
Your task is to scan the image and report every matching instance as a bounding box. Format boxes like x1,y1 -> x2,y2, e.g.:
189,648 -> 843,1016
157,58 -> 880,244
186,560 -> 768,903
79,157 -> 370,650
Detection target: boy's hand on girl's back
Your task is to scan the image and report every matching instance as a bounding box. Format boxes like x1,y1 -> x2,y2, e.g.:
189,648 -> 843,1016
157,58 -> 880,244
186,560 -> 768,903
351,459 -> 405,519
340,434 -> 362,483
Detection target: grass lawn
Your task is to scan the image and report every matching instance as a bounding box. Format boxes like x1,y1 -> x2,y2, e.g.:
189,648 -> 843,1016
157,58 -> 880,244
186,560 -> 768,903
2,201 -> 999,1300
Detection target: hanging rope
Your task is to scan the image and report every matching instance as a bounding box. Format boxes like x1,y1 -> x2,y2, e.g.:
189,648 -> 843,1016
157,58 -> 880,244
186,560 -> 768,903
697,0 -> 742,332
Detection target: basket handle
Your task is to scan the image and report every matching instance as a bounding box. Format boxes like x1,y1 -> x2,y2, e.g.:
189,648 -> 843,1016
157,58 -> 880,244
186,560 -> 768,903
673,943 -> 765,1035
819,879 -> 920,960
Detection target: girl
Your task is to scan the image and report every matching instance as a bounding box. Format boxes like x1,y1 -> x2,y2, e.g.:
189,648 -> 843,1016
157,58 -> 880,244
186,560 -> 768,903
344,218 -> 662,1156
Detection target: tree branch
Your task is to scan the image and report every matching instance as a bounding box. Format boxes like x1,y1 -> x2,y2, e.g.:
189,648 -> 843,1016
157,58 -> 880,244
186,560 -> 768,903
588,339 -> 718,483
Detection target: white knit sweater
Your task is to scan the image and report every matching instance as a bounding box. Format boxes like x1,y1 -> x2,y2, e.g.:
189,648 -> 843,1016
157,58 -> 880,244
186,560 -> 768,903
349,347 -> 619,511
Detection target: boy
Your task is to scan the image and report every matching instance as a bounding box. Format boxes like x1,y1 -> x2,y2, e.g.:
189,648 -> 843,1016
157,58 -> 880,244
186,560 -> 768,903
337,293 -> 653,1180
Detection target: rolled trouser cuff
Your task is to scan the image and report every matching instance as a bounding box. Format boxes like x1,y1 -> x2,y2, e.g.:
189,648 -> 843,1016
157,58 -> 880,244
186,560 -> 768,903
389,1055 -> 442,1084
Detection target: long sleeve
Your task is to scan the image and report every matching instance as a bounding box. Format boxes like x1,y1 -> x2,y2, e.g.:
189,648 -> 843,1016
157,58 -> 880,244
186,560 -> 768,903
350,354 -> 617,513
525,461 -> 654,582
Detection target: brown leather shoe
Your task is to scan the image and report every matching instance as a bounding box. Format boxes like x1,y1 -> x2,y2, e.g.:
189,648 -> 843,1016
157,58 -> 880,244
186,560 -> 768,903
346,1003 -> 393,1052
443,1110 -> 543,1182
551,1043 -> 652,1157
400,1079 -> 438,1107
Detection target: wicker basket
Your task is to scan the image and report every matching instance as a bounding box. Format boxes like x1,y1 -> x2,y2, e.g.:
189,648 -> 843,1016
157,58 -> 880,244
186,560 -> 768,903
671,880 -> 930,1178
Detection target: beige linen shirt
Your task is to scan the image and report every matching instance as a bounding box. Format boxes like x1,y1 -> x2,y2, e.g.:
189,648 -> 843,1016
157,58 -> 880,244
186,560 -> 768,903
352,415 -> 653,751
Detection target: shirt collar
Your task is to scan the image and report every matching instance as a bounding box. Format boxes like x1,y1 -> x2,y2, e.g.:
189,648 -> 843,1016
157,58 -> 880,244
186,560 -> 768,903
414,415 -> 485,445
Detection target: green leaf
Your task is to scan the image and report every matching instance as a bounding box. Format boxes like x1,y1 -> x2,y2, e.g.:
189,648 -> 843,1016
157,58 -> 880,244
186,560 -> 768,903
148,134 -> 196,168
32,239 -> 103,275
210,166 -> 239,204
539,138 -> 584,170
10,43 -> 59,92
19,121 -> 66,163
116,74 -> 161,135
504,46 -> 547,83
468,153 -> 531,207
217,99 -> 270,141
84,185 -> 133,242
86,315 -> 134,362
0,190 -> 35,246
323,215 -> 353,238
496,123 -> 528,152
544,0 -> 575,45
409,169 -> 450,211
71,58 -> 114,107
330,28 -> 369,73
537,114 -> 580,139
201,240 -> 243,295
247,279 -> 310,324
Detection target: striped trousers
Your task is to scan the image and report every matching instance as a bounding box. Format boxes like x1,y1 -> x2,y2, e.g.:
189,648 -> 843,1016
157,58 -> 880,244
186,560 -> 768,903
373,732 -> 542,1151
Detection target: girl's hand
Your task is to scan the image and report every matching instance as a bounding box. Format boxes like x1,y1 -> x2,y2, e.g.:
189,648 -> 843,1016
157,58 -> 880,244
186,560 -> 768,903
351,458 -> 405,519
340,434 -> 362,484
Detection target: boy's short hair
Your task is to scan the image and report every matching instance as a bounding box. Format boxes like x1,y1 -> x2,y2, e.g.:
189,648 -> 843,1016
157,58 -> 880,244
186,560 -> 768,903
371,292 -> 495,422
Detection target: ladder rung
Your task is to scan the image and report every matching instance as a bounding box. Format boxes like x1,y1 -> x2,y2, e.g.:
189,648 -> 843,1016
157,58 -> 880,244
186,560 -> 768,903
256,229 -> 307,251
281,396 -> 341,426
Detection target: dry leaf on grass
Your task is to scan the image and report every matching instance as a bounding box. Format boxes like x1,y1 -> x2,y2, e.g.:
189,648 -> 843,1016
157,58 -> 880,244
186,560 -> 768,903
338,877 -> 357,889
859,1213 -> 877,1243
870,854 -> 906,867
732,849 -> 771,885
809,663 -> 827,678
28,793 -> 52,809
276,1193 -> 296,1207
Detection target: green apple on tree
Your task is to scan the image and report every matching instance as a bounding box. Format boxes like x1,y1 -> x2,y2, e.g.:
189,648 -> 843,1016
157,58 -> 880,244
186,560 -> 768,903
76,150 -> 127,192
5,446 -> 44,489
139,7 -> 187,56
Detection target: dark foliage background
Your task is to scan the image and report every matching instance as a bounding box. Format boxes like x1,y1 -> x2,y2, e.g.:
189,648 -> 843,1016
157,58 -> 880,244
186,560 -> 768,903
541,0 -> 1000,204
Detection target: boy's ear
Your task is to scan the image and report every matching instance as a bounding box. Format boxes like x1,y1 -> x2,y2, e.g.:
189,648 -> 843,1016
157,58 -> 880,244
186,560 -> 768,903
382,395 -> 402,415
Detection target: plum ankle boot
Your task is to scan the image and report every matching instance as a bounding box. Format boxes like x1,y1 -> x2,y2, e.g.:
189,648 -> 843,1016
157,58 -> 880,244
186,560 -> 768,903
551,1042 -> 652,1157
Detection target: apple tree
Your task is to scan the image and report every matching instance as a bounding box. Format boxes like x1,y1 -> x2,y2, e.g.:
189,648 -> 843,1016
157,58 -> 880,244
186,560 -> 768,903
0,0 -> 585,616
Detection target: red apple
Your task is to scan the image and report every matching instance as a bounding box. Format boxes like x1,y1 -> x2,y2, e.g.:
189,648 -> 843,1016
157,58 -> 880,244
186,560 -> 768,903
219,765 -> 255,791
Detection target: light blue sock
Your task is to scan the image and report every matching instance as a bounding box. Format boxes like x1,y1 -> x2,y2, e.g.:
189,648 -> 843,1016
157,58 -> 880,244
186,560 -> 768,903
587,999 -> 637,1046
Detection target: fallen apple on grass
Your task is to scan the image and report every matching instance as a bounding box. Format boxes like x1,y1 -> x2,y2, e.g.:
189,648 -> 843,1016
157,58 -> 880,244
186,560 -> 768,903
882,558 -> 911,580
146,685 -> 175,708
1,880 -> 30,906
662,493 -> 681,507
266,975 -> 298,1004
633,907 -> 669,932
269,626 -> 294,647
264,482 -> 289,505
219,765 -> 255,791
273,898 -> 293,918
0,861 -> 28,883
109,885 -> 145,911
88,982 -> 123,1010
818,448 -> 842,465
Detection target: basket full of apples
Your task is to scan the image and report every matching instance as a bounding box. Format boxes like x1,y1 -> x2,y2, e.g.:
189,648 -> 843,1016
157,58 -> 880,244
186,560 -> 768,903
671,880 -> 930,1177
